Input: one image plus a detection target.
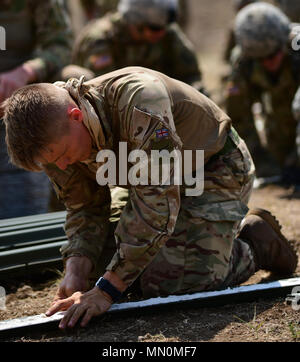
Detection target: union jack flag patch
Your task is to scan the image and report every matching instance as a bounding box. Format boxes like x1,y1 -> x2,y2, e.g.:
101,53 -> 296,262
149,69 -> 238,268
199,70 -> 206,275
156,128 -> 169,139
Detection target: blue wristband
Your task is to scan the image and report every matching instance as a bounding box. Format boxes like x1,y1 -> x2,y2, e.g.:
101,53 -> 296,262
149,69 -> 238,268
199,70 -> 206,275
95,277 -> 123,303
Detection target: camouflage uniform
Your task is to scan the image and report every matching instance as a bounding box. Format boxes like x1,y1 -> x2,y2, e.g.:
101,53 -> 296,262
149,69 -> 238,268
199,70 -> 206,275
0,0 -> 72,81
70,4 -> 204,92
225,3 -> 300,171
44,66 -> 256,297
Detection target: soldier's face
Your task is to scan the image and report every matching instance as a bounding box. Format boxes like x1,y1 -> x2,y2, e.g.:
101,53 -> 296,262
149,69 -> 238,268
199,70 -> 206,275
130,24 -> 166,44
37,107 -> 93,170
142,26 -> 166,43
261,50 -> 285,73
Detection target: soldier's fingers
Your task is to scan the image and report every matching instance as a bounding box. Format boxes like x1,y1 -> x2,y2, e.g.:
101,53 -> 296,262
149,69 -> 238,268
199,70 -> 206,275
80,307 -> 98,327
66,305 -> 87,328
46,297 -> 74,316
53,289 -> 68,303
58,306 -> 76,329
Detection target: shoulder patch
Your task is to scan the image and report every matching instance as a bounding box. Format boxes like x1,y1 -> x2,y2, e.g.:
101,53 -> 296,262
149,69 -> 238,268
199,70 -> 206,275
155,128 -> 169,139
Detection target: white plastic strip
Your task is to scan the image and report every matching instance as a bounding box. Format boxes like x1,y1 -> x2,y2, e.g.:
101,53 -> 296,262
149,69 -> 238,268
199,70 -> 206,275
0,277 -> 299,334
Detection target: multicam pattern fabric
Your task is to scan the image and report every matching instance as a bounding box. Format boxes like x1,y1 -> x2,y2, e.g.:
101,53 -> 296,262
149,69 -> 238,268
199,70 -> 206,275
71,12 -> 204,92
0,0 -> 72,81
44,67 -> 256,296
235,3 -> 290,58
139,138 -> 256,297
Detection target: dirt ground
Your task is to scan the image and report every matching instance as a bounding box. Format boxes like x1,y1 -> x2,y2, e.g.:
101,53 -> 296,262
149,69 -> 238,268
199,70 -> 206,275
1,0 -> 300,343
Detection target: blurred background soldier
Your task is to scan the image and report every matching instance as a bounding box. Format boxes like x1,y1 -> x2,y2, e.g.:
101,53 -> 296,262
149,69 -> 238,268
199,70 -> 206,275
0,0 -> 72,109
0,0 -> 72,217
274,0 -> 300,23
225,2 -> 300,182
63,0 -> 206,94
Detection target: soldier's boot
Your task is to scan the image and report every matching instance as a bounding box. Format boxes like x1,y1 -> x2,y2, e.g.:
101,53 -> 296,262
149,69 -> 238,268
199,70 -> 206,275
237,208 -> 298,275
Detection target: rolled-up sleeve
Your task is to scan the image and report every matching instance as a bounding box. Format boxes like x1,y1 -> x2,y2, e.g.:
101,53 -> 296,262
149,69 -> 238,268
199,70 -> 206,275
44,163 -> 111,270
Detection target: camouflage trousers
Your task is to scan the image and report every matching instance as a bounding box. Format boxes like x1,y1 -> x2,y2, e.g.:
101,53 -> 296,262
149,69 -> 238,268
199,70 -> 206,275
95,133 -> 257,298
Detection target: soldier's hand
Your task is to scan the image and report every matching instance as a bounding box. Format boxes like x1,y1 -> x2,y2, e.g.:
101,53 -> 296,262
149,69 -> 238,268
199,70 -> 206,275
46,287 -> 112,329
54,273 -> 90,301
0,64 -> 36,102
54,255 -> 93,300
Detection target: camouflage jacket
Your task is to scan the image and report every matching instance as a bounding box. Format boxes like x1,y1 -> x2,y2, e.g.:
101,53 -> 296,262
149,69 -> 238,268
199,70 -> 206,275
226,45 -> 300,119
44,67 -> 231,287
72,12 -> 204,92
0,0 -> 72,81
225,41 -> 300,166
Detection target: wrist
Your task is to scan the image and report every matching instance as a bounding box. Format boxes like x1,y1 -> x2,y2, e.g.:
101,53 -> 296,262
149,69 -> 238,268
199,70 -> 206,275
103,271 -> 127,293
65,255 -> 93,277
95,276 -> 124,303
93,286 -> 113,304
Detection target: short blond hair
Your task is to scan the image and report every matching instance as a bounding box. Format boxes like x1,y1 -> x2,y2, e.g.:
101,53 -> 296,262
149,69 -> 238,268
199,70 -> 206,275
3,84 -> 70,171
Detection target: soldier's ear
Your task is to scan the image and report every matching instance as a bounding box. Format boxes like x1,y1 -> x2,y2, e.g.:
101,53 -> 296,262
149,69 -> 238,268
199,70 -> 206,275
67,105 -> 83,123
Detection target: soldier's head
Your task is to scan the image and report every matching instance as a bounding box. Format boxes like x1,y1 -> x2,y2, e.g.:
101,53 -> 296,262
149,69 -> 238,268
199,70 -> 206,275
118,0 -> 178,43
3,83 -> 92,171
232,0 -> 258,12
274,0 -> 300,22
235,2 -> 291,72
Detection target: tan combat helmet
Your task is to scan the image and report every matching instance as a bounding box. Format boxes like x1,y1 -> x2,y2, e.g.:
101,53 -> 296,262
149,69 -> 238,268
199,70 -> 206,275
235,2 -> 291,58
118,0 -> 178,28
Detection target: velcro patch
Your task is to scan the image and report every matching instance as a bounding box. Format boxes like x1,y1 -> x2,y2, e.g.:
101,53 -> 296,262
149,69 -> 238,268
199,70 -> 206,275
155,128 -> 169,139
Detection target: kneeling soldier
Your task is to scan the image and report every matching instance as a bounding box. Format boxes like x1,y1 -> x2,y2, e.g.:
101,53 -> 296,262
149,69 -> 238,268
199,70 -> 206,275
3,67 -> 297,329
